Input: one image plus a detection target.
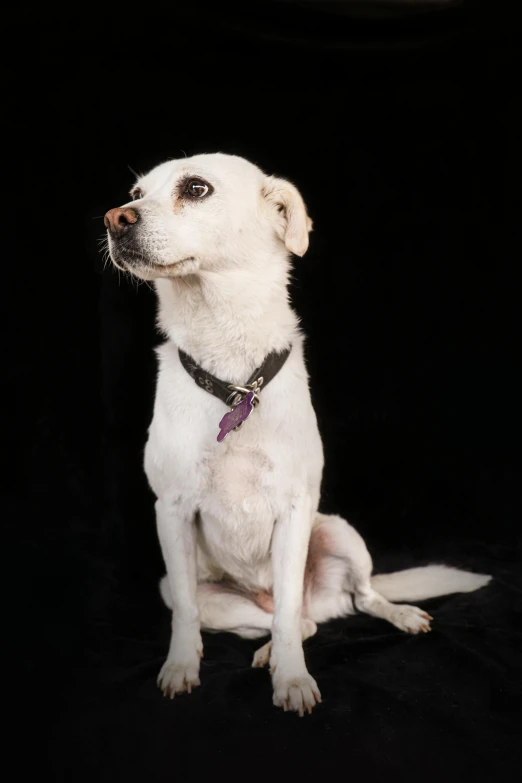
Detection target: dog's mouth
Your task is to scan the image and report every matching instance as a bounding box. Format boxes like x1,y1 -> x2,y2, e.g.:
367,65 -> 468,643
111,247 -> 197,277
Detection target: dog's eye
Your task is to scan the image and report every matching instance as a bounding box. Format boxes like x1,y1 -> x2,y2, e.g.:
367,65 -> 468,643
185,178 -> 211,199
131,189 -> 143,201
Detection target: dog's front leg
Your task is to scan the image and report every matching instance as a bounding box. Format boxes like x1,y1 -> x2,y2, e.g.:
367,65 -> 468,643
270,492 -> 321,716
155,497 -> 202,697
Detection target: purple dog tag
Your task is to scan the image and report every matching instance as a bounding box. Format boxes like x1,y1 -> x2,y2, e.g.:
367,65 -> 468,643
217,391 -> 255,442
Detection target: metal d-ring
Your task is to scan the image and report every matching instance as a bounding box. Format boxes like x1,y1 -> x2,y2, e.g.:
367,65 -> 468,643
226,377 -> 264,408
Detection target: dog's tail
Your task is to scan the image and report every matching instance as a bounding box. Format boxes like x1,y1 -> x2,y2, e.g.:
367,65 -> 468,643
370,565 -> 491,603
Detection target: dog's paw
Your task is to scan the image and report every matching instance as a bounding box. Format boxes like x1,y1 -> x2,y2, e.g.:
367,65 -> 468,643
272,671 -> 322,716
252,619 -> 317,670
390,604 -> 433,634
157,651 -> 202,698
252,640 -> 272,668
300,618 -> 317,640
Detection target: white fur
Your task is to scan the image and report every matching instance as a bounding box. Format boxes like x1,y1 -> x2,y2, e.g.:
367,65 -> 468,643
106,153 -> 491,716
370,565 -> 492,603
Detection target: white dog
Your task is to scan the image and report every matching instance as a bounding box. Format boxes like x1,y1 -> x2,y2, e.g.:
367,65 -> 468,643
105,153 -> 491,716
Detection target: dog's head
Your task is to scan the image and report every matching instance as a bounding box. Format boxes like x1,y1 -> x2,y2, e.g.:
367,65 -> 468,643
104,153 -> 312,280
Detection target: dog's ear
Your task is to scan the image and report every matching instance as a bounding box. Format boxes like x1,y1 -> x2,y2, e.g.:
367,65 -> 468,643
262,176 -> 313,257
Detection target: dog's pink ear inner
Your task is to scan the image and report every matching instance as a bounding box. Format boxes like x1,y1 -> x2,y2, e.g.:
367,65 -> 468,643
263,176 -> 312,257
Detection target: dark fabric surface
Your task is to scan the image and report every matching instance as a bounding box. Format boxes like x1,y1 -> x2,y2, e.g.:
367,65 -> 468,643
6,2 -> 520,780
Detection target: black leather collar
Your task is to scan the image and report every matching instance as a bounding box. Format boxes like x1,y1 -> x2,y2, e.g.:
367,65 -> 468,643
178,346 -> 292,406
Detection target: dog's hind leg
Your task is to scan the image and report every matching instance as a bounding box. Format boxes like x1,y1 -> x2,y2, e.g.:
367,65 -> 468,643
195,580 -> 317,668
305,514 -> 432,634
196,581 -> 274,640
161,576 -> 272,638
161,577 -> 318,662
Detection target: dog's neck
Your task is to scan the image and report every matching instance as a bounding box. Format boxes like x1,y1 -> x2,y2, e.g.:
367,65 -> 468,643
154,253 -> 300,384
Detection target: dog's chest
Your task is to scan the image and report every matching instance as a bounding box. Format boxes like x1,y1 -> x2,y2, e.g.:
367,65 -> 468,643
196,442 -> 278,567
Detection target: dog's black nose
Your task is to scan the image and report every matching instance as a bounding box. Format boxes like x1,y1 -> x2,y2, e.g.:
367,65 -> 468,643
104,207 -> 139,237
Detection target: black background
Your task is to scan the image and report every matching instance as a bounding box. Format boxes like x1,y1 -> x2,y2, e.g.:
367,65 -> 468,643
7,1 -> 521,780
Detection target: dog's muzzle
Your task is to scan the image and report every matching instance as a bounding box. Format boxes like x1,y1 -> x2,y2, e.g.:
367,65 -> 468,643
104,206 -> 148,269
